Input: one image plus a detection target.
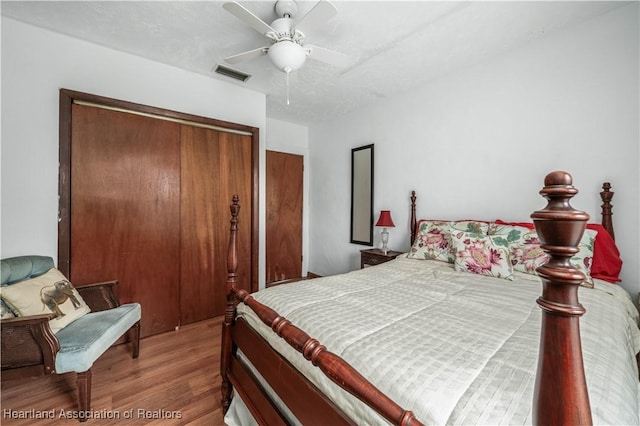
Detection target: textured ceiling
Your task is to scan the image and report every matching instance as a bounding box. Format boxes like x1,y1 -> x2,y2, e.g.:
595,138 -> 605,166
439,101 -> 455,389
2,1 -> 629,125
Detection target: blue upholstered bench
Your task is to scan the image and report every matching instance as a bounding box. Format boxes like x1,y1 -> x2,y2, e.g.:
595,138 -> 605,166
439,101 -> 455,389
1,255 -> 141,421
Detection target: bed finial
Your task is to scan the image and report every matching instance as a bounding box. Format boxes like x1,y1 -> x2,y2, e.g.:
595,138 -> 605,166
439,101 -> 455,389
410,191 -> 417,246
221,194 -> 240,413
600,182 -> 615,240
531,171 -> 592,426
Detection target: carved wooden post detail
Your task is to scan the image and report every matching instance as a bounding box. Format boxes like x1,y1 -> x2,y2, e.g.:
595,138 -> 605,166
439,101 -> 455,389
531,171 -> 592,426
220,195 -> 240,413
409,191 -> 417,246
600,182 -> 615,241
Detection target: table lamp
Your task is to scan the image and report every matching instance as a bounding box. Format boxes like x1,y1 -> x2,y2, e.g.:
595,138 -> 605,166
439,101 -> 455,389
375,210 -> 395,254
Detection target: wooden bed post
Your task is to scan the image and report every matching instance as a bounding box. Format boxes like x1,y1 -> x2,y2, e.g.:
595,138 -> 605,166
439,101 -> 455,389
531,171 -> 592,426
600,182 -> 615,241
410,191 -> 417,246
220,194 -> 240,413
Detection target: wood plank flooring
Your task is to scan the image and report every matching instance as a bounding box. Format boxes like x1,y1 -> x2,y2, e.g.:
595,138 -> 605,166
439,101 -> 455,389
1,317 -> 227,425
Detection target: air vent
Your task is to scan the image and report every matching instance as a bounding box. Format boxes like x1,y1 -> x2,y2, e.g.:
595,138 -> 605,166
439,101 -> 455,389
214,65 -> 251,82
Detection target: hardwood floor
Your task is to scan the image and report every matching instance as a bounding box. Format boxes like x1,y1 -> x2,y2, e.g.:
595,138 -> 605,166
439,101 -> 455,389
1,317 -> 227,425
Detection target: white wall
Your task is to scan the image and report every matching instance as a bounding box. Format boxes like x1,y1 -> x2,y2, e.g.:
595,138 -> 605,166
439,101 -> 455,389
265,118 -> 310,277
1,18 -> 268,287
308,4 -> 639,295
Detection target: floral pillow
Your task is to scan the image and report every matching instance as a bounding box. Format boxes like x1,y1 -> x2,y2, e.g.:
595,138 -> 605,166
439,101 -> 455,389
494,220 -> 622,283
408,221 -> 451,262
488,223 -> 597,288
487,224 -> 548,274
571,228 -> 598,288
510,234 -> 549,274
452,233 -> 514,280
408,220 -> 488,263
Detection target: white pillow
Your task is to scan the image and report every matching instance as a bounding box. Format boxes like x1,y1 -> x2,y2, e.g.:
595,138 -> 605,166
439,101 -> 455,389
1,268 -> 90,333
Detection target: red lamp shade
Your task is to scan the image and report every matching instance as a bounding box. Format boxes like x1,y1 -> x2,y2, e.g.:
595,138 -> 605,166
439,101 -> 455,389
375,210 -> 395,227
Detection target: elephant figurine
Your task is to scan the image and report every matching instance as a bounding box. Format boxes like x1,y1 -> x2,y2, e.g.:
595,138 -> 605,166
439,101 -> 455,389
40,280 -> 82,317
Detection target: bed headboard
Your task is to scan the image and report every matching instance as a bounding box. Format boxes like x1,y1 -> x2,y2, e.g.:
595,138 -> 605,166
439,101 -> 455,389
409,182 -> 615,246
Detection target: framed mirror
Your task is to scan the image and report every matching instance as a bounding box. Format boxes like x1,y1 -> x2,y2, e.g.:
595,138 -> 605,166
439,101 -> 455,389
350,144 -> 374,245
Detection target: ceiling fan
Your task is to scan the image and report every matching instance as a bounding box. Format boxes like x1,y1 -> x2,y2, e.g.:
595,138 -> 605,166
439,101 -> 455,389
223,0 -> 349,76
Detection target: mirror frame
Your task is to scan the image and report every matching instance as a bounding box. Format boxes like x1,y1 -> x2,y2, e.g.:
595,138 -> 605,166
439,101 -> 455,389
350,144 -> 374,246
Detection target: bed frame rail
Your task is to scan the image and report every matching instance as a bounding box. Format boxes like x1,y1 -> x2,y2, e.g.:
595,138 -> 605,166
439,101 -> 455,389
230,317 -> 355,425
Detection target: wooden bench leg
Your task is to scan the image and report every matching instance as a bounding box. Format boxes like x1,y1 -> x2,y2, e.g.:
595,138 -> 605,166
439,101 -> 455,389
129,321 -> 140,359
76,369 -> 92,423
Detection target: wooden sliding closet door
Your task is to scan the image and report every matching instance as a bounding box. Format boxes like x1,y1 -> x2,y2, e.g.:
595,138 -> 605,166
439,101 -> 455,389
180,127 -> 253,324
62,90 -> 258,338
70,104 -> 181,337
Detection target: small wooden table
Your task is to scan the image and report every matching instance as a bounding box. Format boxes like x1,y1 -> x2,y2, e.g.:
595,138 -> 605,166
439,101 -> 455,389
360,248 -> 403,269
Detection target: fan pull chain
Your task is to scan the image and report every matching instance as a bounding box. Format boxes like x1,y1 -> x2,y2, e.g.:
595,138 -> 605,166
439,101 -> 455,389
284,66 -> 292,105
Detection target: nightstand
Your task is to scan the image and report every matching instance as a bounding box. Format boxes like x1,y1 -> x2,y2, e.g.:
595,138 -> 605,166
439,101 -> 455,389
360,248 -> 403,269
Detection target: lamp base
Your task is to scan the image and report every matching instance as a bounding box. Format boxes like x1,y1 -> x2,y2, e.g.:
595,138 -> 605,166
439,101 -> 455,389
381,228 -> 389,255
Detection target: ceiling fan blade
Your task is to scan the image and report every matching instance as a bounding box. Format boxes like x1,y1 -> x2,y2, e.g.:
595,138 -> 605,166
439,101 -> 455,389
225,46 -> 269,64
293,0 -> 337,36
306,45 -> 349,68
223,2 -> 276,36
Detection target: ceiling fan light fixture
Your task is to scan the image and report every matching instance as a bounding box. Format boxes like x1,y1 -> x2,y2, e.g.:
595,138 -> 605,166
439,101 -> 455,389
268,40 -> 307,73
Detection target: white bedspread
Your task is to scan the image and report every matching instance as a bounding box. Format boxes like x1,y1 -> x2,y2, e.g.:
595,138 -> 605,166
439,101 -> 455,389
236,256 -> 640,425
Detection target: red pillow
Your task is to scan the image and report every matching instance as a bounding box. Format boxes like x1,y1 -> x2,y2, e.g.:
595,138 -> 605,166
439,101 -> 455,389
585,223 -> 622,283
494,219 -> 622,283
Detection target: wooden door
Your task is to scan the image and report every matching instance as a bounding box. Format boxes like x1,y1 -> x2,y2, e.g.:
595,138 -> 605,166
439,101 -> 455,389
266,151 -> 303,283
70,104 -> 181,337
180,127 -> 253,324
